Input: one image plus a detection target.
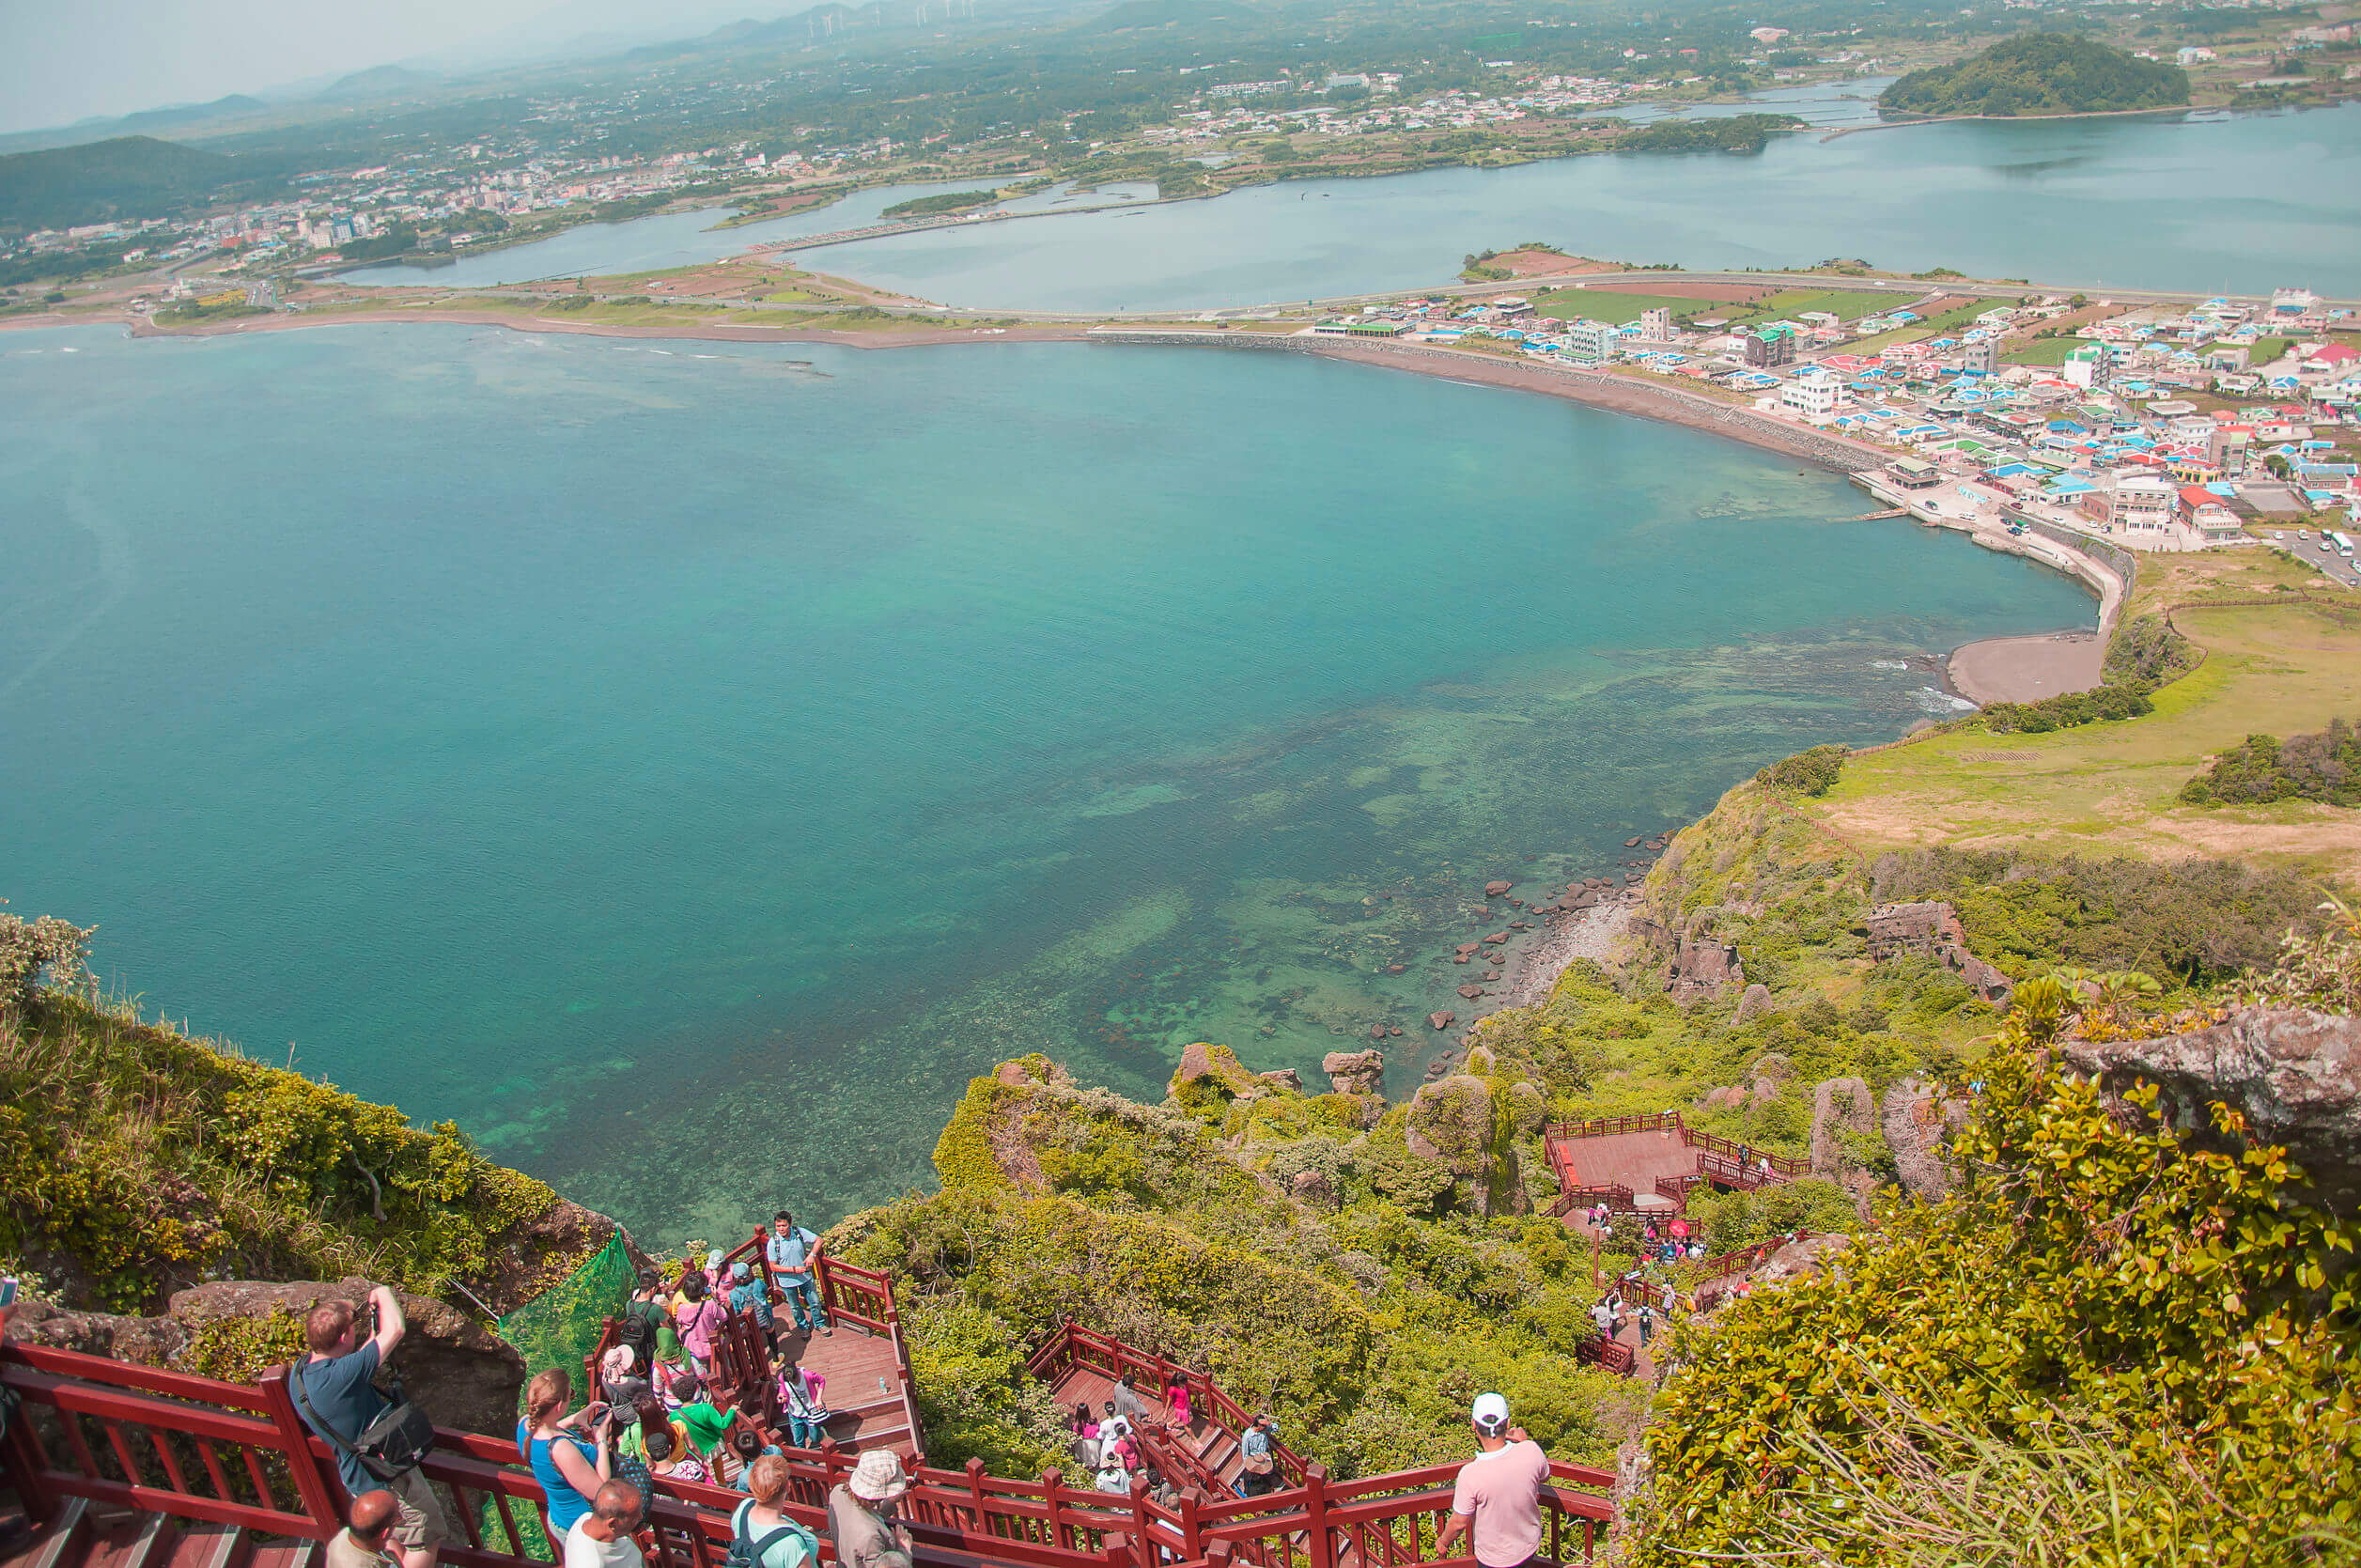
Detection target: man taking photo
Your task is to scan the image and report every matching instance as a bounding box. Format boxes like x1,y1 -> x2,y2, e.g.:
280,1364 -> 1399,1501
1435,1394 -> 1549,1568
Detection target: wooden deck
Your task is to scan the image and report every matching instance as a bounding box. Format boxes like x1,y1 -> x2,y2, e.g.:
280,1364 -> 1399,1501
1556,1127 -> 1701,1197
780,1320 -> 913,1454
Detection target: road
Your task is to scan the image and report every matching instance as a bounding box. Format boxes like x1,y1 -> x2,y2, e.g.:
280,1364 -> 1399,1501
2260,530 -> 2361,589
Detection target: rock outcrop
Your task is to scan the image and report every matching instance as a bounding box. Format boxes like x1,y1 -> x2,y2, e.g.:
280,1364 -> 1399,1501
1857,900 -> 2013,1005
1880,1076 -> 1964,1203
2058,1006 -> 2361,1217
1664,939 -> 1744,1004
1261,1068 -> 1305,1091
9,1278 -> 526,1437
1406,1074 -> 1525,1216
1734,983 -> 1774,1024
1810,1077 -> 1877,1182
1291,1168 -> 1339,1211
1321,1049 -> 1385,1096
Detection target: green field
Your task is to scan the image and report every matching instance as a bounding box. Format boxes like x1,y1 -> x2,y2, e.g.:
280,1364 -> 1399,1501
1535,289 -> 1714,324
1813,551 -> 2361,886
2003,333 -> 2084,366
1721,287 -> 1916,328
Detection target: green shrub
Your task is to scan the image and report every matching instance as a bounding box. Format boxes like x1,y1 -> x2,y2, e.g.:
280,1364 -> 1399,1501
1980,682 -> 2151,734
2179,717 -> 2361,807
1755,745 -> 1847,796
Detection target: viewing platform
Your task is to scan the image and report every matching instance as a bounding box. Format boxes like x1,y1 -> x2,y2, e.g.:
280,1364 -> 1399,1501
1545,1112 -> 1808,1222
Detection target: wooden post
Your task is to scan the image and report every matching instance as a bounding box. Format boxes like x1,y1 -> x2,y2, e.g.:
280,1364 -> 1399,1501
1174,1487 -> 1204,1560
0,1384 -> 57,1527
1042,1467 -> 1066,1552
965,1456 -> 988,1534
259,1365 -> 345,1535
1127,1473 -> 1153,1568
1302,1462 -> 1333,1568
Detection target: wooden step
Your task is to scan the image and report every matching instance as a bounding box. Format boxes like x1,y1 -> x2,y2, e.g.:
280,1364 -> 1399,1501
118,1515 -> 175,1568
170,1524 -> 247,1568
24,1499 -> 90,1568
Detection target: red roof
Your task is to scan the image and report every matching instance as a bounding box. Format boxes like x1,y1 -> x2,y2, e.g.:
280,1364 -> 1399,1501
2179,485 -> 2217,507
2308,343 -> 2358,364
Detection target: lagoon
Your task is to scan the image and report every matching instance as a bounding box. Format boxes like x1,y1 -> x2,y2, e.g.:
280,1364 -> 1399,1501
341,102 -> 2361,311
0,324 -> 2090,1244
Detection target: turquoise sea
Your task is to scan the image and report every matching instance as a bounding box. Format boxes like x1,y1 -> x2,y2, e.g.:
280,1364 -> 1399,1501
0,324 -> 2091,1245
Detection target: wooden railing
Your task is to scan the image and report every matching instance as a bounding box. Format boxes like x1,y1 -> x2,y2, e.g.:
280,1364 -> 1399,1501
2,1332 -> 1613,1568
1025,1324 -> 1309,1488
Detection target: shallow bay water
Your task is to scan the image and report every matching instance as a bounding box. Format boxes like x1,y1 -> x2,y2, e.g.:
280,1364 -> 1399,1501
0,324 -> 2089,1243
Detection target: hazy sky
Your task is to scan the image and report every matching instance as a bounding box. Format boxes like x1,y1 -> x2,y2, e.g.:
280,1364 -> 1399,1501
0,0 -> 555,133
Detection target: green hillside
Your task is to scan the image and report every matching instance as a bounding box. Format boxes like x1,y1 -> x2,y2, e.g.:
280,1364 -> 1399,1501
0,134 -> 245,232
1880,33 -> 2189,116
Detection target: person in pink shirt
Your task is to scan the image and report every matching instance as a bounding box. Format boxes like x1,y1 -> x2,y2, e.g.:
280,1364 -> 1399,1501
1436,1394 -> 1550,1568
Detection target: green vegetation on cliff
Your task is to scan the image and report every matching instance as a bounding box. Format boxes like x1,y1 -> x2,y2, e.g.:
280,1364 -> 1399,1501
0,917 -> 604,1313
1631,950 -> 2361,1562
1619,114 -> 1805,155
1880,34 -> 2190,117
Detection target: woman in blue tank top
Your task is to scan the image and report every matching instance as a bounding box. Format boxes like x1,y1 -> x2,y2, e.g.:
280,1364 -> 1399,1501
517,1368 -> 614,1536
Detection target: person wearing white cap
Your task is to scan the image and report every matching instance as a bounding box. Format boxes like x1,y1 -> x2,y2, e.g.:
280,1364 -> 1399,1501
1435,1394 -> 1549,1568
827,1450 -> 914,1568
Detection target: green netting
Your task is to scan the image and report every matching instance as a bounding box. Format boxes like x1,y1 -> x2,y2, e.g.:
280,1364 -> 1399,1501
496,1233 -> 637,1397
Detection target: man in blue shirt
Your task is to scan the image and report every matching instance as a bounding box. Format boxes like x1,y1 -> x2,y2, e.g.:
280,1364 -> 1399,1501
291,1286 -> 448,1568
764,1211 -> 831,1339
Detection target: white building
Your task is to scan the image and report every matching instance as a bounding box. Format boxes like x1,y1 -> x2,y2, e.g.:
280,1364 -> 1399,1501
1781,367 -> 1844,420
1565,318 -> 1619,359
1639,307 -> 1675,341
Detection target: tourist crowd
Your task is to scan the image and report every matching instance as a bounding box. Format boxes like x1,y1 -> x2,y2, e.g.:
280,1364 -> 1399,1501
284,1205 -> 1593,1568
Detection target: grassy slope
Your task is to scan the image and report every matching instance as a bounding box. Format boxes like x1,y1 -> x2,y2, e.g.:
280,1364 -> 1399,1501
1812,551 -> 2361,884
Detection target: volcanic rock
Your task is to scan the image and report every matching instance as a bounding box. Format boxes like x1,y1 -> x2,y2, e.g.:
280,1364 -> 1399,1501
1430,1011 -> 1455,1030
1320,1048 -> 1387,1096
2058,1006 -> 2361,1217
1734,983 -> 1774,1024
1457,984 -> 1485,999
1485,880 -> 1513,897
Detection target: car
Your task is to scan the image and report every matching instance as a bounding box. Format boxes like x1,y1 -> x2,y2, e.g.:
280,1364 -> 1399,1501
2322,540 -> 2336,551
2275,531 -> 2286,540
2299,529 -> 2312,540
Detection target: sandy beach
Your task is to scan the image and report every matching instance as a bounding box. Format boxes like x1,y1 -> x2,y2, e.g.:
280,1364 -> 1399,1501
1947,629 -> 2105,706
114,308 -> 1095,349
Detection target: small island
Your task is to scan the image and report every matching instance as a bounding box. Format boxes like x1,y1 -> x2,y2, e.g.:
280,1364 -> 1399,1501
1880,33 -> 2191,118
1619,113 -> 1806,155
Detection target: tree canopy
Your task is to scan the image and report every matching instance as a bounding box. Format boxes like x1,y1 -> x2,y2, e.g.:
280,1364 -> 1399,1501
1880,34 -> 2189,117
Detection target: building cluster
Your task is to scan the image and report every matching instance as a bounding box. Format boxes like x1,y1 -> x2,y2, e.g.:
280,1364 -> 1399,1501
1318,284 -> 2359,559
1149,72 -> 1665,151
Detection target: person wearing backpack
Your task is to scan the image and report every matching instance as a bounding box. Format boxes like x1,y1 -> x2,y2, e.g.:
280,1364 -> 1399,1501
292,1287 -> 448,1568
616,1276 -> 668,1375
765,1213 -> 831,1341
730,1456 -> 819,1568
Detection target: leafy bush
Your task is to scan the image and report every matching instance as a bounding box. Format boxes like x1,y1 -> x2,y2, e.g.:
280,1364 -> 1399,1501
1,971 -> 586,1312
2179,717 -> 2361,807
1755,744 -> 1846,797
2103,613 -> 2200,692
1629,975 -> 2360,1562
1871,847 -> 2326,986
1980,682 -> 2151,734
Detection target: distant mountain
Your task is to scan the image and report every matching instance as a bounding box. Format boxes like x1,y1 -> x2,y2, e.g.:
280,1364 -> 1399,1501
109,94 -> 271,133
1880,33 -> 2189,116
0,135 -> 239,232
317,66 -> 441,101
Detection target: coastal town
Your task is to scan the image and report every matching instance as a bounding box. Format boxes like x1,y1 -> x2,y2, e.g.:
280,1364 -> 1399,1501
1298,273 -> 2361,581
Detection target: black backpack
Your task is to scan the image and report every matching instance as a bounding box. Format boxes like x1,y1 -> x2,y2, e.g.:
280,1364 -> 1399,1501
290,1358 -> 437,1483
618,1298 -> 663,1366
